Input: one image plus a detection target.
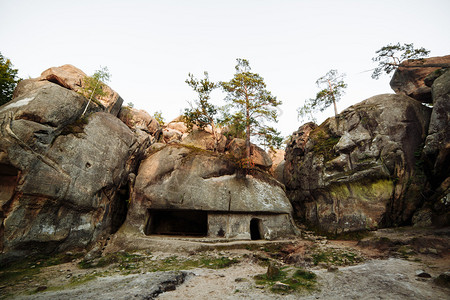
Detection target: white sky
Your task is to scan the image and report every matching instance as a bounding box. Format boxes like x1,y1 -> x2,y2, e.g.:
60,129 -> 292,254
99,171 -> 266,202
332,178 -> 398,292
1,0 -> 449,138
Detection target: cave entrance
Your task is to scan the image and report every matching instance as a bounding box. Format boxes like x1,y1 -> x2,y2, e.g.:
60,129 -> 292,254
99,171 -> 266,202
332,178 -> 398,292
145,210 -> 208,237
250,218 -> 262,240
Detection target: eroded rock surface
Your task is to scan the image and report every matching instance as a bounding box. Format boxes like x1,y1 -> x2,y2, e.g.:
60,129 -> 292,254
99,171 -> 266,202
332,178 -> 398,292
124,144 -> 295,239
0,80 -> 148,263
390,55 -> 450,102
284,94 -> 431,233
38,64 -> 123,115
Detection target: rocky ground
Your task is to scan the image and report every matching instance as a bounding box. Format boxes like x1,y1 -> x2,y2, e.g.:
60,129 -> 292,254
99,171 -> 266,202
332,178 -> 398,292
1,226 -> 449,300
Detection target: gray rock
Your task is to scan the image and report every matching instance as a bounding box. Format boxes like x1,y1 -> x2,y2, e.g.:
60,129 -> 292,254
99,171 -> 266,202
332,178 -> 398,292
124,144 -> 297,240
284,94 -> 431,233
181,129 -> 227,152
0,82 -> 149,263
389,55 -> 450,103
15,271 -> 190,300
424,69 -> 450,184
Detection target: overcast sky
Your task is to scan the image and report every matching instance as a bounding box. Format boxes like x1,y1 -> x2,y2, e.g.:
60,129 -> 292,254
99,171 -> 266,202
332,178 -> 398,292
1,0 -> 449,138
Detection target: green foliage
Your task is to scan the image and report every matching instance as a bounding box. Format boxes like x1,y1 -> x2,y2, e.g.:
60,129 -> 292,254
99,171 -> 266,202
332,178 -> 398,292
311,247 -> 362,266
298,69 -> 346,123
371,43 -> 430,79
0,52 -> 20,106
153,110 -> 165,125
254,267 -> 317,293
183,71 -> 219,131
0,252 -> 83,287
126,102 -> 134,108
255,126 -> 283,150
221,58 -> 282,156
79,66 -> 111,116
311,128 -> 340,162
78,252 -> 141,269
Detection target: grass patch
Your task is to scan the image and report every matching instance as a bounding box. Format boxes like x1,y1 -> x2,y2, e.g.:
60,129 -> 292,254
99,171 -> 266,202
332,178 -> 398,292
310,127 -> 340,162
79,252 -> 239,274
0,252 -> 83,287
146,255 -> 239,272
311,248 -> 362,266
78,252 -> 142,269
254,267 -> 317,294
327,230 -> 374,241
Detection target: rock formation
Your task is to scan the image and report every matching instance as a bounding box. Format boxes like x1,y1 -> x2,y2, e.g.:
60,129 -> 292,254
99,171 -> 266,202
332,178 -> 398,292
389,55 -> 450,103
284,94 -> 431,234
123,144 -> 296,240
0,70 -> 147,263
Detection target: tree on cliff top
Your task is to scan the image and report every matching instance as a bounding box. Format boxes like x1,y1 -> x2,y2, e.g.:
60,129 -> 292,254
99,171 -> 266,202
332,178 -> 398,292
298,69 -> 347,125
371,43 -> 431,79
183,71 -> 223,151
0,52 -> 20,106
221,58 -> 282,163
80,66 -> 111,116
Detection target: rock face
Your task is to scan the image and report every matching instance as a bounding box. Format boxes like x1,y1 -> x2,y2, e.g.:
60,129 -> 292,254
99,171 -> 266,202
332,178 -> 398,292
118,106 -> 161,136
390,55 -> 450,103
38,64 -> 124,115
421,69 -> 450,225
268,148 -> 285,183
284,94 -> 431,234
0,77 -> 147,263
227,138 -> 272,170
181,129 -> 227,152
423,69 -> 450,182
124,144 -> 297,240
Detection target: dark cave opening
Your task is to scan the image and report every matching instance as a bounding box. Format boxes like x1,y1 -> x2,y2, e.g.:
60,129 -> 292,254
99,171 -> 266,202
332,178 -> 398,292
250,218 -> 262,240
145,209 -> 208,236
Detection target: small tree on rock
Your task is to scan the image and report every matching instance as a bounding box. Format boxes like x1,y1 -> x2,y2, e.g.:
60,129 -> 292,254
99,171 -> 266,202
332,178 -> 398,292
221,58 -> 282,163
298,69 -> 347,125
80,66 -> 111,116
183,71 -> 222,151
0,52 -> 20,106
371,43 -> 431,79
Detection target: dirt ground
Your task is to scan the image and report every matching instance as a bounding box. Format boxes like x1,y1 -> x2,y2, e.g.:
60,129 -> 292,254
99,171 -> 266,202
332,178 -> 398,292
1,226 -> 449,299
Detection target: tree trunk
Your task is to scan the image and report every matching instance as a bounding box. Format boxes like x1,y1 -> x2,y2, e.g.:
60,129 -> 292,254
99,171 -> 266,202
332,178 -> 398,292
328,79 -> 339,127
245,96 -> 251,160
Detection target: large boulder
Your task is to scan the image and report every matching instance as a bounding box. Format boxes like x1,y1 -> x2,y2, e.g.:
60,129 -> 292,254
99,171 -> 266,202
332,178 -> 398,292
268,148 -> 285,183
181,129 -> 227,152
390,55 -> 450,103
39,64 -> 123,115
423,69 -> 450,182
123,144 -> 296,239
284,94 -> 431,234
422,69 -> 450,226
118,106 -> 161,136
227,138 -> 272,170
0,82 -> 148,263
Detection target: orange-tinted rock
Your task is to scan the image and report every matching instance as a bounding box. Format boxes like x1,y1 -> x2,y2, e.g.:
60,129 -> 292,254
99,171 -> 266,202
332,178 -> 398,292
390,55 -> 450,103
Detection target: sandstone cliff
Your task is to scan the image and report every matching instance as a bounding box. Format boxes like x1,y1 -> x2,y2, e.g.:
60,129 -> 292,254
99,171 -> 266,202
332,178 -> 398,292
0,66 -> 149,263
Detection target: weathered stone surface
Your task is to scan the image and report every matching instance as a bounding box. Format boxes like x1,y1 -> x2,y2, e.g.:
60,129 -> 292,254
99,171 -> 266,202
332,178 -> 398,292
162,127 -> 183,143
390,55 -> 450,103
284,94 -> 431,233
268,149 -> 285,179
118,106 -> 161,135
227,138 -> 272,169
167,121 -> 187,134
17,271 -> 190,300
181,129 -> 226,152
0,83 -> 147,263
125,144 -> 295,238
39,64 -> 123,115
423,69 -> 450,183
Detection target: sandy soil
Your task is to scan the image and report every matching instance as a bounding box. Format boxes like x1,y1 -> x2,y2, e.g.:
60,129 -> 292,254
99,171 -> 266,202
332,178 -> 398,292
2,227 -> 449,300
